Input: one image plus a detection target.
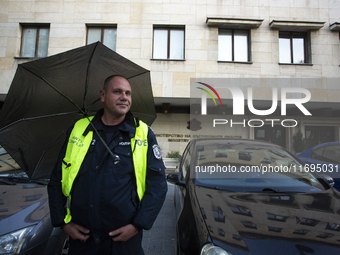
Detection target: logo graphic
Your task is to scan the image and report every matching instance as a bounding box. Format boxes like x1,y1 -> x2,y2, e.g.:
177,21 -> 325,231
197,83 -> 311,117
196,82 -> 223,115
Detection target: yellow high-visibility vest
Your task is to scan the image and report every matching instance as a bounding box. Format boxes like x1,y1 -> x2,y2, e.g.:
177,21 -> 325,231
61,116 -> 148,224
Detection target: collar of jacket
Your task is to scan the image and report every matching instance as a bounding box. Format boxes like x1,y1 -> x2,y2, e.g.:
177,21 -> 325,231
82,109 -> 138,138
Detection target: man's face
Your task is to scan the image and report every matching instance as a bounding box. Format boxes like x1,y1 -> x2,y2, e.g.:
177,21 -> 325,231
100,76 -> 132,118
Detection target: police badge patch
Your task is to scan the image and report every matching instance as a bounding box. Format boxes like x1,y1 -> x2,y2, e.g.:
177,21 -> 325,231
152,144 -> 162,160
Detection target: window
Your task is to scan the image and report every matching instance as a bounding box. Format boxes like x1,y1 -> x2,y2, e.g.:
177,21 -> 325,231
153,26 -> 185,60
180,143 -> 192,180
279,32 -> 310,64
267,213 -> 288,222
300,218 -> 320,227
241,221 -> 257,229
305,126 -> 335,148
311,145 -> 340,164
87,26 -> 117,51
218,29 -> 250,62
268,227 -> 282,233
21,25 -> 50,58
229,205 -> 252,217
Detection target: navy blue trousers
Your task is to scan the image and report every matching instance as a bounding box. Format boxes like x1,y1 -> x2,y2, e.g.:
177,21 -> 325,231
68,231 -> 144,255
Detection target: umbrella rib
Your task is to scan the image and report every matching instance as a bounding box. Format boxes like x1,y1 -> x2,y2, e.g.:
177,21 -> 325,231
20,66 -> 86,115
0,111 -> 80,132
33,114 -> 81,176
128,71 -> 149,80
83,42 -> 99,110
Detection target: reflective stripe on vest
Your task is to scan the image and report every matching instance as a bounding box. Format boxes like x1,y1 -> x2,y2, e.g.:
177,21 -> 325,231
61,117 -> 148,224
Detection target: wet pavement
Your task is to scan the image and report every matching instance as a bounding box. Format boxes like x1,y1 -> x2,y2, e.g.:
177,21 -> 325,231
142,183 -> 176,255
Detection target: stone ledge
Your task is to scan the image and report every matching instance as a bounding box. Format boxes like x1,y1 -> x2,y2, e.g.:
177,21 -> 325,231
269,20 -> 325,31
206,17 -> 264,29
330,22 -> 340,31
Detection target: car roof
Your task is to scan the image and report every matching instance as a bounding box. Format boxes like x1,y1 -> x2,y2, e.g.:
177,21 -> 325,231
193,138 -> 282,147
310,141 -> 340,151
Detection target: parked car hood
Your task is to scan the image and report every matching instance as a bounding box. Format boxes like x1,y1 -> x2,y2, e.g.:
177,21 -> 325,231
195,186 -> 340,254
0,183 -> 49,236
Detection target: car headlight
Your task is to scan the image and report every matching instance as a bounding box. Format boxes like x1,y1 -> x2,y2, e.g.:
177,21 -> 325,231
201,243 -> 233,255
0,226 -> 35,254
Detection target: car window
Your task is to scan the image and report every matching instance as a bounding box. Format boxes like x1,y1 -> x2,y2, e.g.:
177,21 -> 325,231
311,147 -> 325,161
180,143 -> 192,180
193,140 -> 327,193
0,146 -> 31,180
311,145 -> 340,164
322,145 -> 340,164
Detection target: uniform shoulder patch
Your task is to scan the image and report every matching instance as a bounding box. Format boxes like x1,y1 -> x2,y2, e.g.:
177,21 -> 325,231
152,144 -> 162,160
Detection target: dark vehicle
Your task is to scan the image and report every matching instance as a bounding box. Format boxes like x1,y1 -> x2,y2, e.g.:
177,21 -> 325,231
167,139 -> 340,255
297,141 -> 340,190
0,146 -> 68,255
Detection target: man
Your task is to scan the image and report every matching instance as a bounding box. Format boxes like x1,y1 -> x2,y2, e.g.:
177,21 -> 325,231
48,75 -> 167,255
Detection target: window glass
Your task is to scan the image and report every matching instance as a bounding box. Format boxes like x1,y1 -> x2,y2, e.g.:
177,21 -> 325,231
305,126 -> 335,148
88,27 -> 102,44
218,30 -> 232,61
193,139 -> 327,193
37,28 -> 49,57
170,30 -> 184,59
21,26 -> 49,58
234,30 -> 248,61
103,28 -> 117,51
279,37 -> 291,63
153,26 -> 185,60
87,26 -> 117,51
21,28 -> 37,57
153,29 -> 168,59
279,32 -> 308,64
181,144 -> 192,180
218,29 -> 249,62
293,38 -> 304,63
311,147 -> 325,160
323,145 -> 340,164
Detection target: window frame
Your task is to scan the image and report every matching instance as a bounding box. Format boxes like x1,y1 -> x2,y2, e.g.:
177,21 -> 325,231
152,25 -> 185,61
20,23 -> 50,58
218,28 -> 252,63
279,31 -> 311,65
86,24 -> 117,51
179,142 -> 192,181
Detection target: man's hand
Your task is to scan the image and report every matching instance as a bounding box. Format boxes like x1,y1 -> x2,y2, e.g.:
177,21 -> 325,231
63,222 -> 90,242
109,224 -> 138,242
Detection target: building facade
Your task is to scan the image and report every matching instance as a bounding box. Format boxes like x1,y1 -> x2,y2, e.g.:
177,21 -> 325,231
0,0 -> 339,156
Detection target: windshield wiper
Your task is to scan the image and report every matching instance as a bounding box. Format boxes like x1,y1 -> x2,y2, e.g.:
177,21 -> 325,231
252,188 -> 306,193
262,188 -> 279,193
0,178 -> 16,185
1,176 -> 48,185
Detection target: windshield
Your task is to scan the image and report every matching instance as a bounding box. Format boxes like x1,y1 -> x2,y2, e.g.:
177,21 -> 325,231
0,146 -> 43,183
193,140 -> 328,193
0,146 -> 21,173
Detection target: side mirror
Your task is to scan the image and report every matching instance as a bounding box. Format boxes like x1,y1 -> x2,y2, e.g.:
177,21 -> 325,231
320,174 -> 335,187
167,172 -> 186,187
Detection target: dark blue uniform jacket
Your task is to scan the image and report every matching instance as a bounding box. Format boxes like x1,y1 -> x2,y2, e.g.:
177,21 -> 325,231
48,110 -> 167,242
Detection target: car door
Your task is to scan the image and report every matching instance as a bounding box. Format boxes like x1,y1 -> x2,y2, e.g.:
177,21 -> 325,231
174,141 -> 192,221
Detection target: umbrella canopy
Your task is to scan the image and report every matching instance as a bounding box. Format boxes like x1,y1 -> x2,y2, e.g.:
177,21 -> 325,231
0,42 -> 156,180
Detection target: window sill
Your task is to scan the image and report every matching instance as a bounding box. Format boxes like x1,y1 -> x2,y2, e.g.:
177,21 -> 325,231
150,58 -> 185,61
279,63 -> 313,66
14,57 -> 41,60
218,61 -> 253,64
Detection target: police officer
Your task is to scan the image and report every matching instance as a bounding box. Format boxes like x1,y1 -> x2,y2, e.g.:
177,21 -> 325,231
48,75 -> 167,255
